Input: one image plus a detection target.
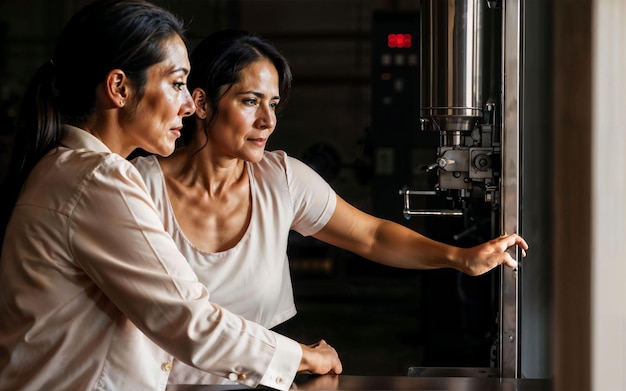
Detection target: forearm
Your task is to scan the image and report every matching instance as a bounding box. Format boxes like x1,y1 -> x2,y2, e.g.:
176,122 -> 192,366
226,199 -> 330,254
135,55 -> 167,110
366,220 -> 464,271
313,198 -> 464,271
344,220 -> 521,275
315,214 -> 464,271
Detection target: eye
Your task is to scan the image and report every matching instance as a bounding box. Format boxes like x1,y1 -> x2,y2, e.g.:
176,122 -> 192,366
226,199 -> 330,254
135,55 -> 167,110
173,82 -> 186,91
243,98 -> 258,106
269,101 -> 279,110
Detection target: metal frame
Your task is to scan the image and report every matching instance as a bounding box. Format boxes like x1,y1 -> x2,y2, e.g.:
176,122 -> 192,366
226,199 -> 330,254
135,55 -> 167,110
499,0 -> 522,378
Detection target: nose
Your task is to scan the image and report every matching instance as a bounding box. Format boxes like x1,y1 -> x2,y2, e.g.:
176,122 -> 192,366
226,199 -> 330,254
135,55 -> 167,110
257,104 -> 276,129
181,89 -> 196,117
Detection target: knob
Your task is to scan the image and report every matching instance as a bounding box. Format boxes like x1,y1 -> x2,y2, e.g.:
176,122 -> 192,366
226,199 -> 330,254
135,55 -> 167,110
438,157 -> 455,168
473,153 -> 492,170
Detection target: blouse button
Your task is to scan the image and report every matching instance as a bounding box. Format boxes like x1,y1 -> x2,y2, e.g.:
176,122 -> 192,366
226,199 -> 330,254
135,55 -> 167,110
161,362 -> 173,372
276,376 -> 285,384
228,372 -> 247,381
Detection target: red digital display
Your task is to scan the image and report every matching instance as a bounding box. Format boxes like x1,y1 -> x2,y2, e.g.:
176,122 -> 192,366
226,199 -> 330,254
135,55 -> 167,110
387,33 -> 412,49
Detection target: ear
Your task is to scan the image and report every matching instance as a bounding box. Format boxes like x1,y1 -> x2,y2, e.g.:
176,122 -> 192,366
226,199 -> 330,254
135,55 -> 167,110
192,88 -> 209,119
104,69 -> 129,108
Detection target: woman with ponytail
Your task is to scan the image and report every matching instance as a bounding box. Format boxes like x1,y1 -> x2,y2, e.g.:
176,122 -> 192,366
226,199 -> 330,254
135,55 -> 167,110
0,2 -> 340,390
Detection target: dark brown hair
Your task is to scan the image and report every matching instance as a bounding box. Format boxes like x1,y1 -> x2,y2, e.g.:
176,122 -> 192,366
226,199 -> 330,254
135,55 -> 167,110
181,29 -> 293,146
0,0 -> 186,241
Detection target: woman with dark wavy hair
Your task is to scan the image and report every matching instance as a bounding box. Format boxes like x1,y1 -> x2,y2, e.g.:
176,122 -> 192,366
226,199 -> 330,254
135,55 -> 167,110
134,29 -> 528,386
0,2 -> 340,390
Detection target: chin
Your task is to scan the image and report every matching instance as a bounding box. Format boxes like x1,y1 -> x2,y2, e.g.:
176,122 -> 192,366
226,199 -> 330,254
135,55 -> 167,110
248,153 -> 265,163
154,144 -> 177,157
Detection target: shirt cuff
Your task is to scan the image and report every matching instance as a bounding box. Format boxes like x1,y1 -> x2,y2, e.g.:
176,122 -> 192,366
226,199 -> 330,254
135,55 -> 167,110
259,333 -> 302,390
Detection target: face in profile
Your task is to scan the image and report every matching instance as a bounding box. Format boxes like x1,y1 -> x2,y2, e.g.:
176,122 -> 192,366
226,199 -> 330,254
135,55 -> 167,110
123,34 -> 195,157
204,58 -> 280,163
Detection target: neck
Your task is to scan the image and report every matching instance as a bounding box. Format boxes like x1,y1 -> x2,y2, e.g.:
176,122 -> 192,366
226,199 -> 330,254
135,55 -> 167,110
164,145 -> 247,196
81,113 -> 129,156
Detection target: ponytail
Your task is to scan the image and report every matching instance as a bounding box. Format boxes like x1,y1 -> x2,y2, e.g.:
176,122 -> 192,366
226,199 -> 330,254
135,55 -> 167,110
0,60 -> 63,242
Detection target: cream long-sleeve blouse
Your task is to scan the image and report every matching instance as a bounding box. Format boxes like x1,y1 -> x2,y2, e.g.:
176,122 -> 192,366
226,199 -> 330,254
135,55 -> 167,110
0,125 -> 300,391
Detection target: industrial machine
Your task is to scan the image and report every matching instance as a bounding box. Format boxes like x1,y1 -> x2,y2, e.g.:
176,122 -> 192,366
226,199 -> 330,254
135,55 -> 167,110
407,0 -> 501,225
370,0 -> 539,379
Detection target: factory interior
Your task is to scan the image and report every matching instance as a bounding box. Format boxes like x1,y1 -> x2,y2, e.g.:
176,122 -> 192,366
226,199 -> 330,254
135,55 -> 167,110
0,1 -> 625,391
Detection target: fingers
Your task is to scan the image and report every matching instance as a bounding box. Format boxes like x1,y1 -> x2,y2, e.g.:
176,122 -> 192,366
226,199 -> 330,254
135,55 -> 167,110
324,341 -> 342,375
308,339 -> 328,348
498,233 -> 527,270
499,233 -> 529,256
300,339 -> 343,375
502,253 -> 518,269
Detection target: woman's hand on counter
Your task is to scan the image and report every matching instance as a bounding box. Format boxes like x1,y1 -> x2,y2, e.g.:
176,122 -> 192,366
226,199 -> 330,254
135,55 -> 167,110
298,339 -> 342,376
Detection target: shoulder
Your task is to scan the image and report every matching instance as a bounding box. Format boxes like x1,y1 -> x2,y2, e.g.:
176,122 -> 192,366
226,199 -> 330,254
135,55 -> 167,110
257,150 -> 318,178
256,150 -> 335,200
257,150 -> 288,169
39,147 -> 138,186
131,154 -> 160,176
131,155 -> 163,189
252,150 -> 321,192
20,147 -> 148,215
80,150 -> 148,192
252,150 -> 289,179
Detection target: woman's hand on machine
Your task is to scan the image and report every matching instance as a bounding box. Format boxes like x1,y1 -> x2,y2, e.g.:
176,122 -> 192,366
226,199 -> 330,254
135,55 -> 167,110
460,233 -> 528,276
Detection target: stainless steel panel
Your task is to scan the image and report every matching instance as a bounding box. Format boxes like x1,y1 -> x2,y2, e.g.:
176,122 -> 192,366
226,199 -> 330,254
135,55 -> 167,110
500,0 -> 522,378
420,0 -> 486,132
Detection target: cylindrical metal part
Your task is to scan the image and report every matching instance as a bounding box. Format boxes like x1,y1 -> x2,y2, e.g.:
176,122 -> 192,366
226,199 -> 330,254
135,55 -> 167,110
420,0 -> 486,132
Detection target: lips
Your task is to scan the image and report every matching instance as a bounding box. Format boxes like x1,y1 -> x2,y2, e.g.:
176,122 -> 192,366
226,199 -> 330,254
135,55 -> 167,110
249,138 -> 266,147
171,126 -> 183,137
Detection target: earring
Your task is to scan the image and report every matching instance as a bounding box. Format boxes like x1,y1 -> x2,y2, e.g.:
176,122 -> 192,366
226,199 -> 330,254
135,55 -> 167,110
119,100 -> 125,106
